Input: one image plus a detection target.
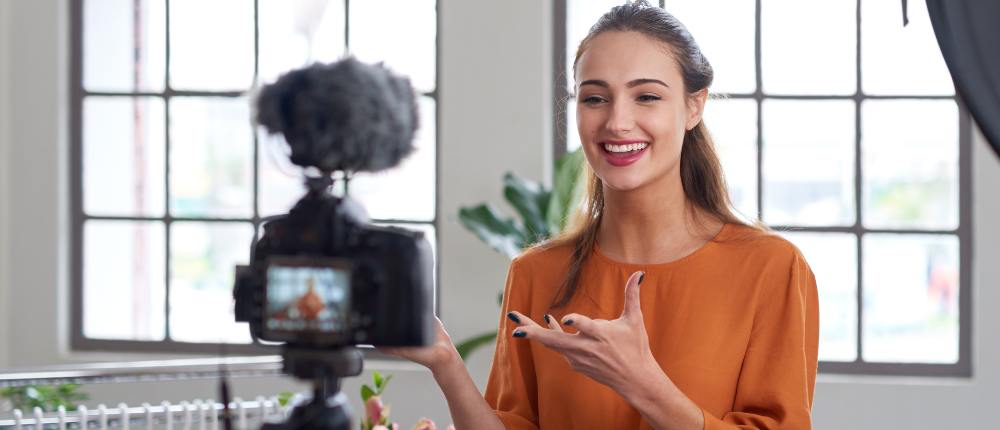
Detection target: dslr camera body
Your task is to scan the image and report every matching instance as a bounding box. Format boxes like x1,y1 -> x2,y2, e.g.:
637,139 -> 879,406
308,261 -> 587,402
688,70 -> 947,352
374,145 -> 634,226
234,183 -> 434,349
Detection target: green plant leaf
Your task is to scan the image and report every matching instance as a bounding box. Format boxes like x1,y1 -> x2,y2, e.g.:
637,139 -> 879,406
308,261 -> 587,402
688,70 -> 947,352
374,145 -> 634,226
458,204 -> 527,259
454,330 -> 498,360
1,384 -> 89,412
502,172 -> 551,242
277,391 -> 295,407
379,374 -> 393,395
361,385 -> 375,403
547,148 -> 586,233
373,371 -> 384,391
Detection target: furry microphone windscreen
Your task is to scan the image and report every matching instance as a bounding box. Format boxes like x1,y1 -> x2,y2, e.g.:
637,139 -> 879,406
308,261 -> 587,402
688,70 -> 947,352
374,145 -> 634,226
255,57 -> 420,174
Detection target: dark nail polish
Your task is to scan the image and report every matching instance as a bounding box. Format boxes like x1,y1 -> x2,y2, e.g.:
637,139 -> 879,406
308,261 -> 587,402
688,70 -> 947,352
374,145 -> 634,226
507,312 -> 520,323
639,272 -> 645,285
544,314 -> 551,324
513,331 -> 527,338
564,319 -> 574,326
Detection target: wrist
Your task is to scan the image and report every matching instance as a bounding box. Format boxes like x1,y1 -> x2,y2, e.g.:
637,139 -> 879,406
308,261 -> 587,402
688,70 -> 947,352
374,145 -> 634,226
429,347 -> 463,378
621,355 -> 673,407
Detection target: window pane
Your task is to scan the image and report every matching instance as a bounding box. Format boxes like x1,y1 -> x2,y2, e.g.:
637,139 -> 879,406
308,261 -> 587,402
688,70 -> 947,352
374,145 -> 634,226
258,0 -> 346,85
781,232 -> 858,362
761,0 -> 856,95
84,220 -> 166,341
862,100 -> 958,230
349,97 -> 436,221
702,98 -> 757,220
566,0 -> 622,86
169,222 -> 254,343
84,96 -> 166,217
169,97 -> 253,218
348,0 -> 436,93
169,0 -> 255,91
258,130 -> 305,218
664,0 -> 756,94
862,233 -> 959,363
762,100 -> 855,226
84,0 -> 165,92
861,0 -> 954,95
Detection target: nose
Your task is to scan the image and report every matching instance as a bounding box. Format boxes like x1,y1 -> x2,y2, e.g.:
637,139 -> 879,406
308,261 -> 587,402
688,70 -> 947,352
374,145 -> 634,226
604,99 -> 635,134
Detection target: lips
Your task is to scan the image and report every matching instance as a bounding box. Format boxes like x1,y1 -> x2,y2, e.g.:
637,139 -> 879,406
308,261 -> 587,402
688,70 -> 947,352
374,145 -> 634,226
600,141 -> 648,167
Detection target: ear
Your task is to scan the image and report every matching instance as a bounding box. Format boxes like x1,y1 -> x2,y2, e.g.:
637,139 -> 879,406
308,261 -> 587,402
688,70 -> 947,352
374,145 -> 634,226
685,88 -> 709,131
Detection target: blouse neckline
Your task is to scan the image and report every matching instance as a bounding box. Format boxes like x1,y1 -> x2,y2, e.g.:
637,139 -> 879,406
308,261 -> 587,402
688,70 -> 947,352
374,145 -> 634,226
591,222 -> 731,270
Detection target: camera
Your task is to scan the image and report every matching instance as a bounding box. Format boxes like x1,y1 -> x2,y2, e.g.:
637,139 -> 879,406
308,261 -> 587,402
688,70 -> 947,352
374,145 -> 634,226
233,57 -> 435,350
234,188 -> 435,348
230,57 -> 435,430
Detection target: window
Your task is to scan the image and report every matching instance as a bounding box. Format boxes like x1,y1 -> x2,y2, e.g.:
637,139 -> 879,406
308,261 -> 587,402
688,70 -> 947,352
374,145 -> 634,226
558,0 -> 970,376
71,0 -> 438,352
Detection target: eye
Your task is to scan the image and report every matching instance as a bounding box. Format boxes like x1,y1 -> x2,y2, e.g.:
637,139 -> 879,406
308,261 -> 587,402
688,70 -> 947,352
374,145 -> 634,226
637,94 -> 661,103
581,95 -> 607,105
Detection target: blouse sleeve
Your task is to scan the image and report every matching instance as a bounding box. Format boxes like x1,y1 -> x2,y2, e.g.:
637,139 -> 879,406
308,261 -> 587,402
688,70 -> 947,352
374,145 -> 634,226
703,248 -> 820,430
483,257 -> 540,430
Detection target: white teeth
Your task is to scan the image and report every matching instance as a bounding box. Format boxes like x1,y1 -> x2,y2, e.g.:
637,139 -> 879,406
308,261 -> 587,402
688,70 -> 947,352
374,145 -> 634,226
603,142 -> 649,153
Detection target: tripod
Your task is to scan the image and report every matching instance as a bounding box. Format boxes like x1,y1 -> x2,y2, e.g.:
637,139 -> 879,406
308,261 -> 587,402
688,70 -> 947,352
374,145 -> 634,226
261,347 -> 364,430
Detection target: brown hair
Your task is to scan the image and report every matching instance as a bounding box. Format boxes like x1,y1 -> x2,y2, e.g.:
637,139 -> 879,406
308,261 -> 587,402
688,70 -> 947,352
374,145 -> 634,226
542,0 -> 762,308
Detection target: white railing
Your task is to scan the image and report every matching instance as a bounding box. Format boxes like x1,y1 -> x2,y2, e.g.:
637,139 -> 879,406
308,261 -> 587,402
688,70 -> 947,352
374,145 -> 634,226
0,358 -> 292,430
1,397 -> 289,430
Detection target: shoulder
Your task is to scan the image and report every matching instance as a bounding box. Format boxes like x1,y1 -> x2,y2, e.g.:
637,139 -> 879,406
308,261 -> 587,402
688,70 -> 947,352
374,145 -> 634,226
509,239 -> 575,274
718,223 -> 806,263
714,224 -> 814,285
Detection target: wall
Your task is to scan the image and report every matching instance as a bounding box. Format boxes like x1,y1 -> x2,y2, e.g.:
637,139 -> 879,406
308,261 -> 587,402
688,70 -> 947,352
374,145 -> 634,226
0,0 -> 13,370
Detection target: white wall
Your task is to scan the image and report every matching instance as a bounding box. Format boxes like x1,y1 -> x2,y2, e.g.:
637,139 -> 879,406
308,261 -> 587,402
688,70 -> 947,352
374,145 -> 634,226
3,0 -> 1000,428
0,0 -> 13,370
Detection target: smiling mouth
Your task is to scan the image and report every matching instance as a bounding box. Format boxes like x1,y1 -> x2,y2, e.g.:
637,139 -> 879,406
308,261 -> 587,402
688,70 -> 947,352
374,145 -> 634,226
601,142 -> 649,154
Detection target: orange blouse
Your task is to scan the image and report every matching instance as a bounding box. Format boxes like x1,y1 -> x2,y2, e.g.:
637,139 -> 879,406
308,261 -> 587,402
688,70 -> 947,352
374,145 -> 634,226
483,223 -> 819,429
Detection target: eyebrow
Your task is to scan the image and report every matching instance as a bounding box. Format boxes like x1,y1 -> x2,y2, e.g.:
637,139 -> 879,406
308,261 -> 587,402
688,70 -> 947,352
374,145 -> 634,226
578,78 -> 670,89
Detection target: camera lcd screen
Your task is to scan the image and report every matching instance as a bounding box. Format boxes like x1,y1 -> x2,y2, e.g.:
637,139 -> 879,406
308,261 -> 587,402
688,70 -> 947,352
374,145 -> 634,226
263,257 -> 351,341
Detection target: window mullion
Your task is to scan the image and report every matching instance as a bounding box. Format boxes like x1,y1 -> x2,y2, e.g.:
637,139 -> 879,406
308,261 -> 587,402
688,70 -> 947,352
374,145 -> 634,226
163,0 -> 173,342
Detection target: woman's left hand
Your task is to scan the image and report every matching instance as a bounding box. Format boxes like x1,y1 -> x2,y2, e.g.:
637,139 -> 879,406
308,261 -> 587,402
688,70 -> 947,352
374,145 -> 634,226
507,270 -> 662,397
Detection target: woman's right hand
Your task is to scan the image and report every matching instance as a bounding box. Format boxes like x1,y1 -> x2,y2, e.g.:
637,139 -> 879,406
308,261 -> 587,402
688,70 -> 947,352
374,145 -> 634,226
379,317 -> 460,373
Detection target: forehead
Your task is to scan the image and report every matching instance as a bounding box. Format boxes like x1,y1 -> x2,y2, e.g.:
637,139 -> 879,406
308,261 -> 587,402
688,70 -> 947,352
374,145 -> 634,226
575,31 -> 681,84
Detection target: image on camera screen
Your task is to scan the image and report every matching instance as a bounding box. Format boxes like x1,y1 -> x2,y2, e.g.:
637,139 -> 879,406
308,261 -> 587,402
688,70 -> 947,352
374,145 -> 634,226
264,258 -> 351,337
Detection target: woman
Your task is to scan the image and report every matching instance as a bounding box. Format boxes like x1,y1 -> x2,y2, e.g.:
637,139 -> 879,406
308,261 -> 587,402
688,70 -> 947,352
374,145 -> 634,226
386,2 -> 819,429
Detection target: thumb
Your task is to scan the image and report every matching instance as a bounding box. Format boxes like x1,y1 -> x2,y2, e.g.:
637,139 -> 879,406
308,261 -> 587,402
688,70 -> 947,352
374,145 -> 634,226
621,271 -> 645,321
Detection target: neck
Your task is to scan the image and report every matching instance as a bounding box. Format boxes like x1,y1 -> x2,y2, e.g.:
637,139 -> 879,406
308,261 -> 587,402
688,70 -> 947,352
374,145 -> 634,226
596,171 -> 723,264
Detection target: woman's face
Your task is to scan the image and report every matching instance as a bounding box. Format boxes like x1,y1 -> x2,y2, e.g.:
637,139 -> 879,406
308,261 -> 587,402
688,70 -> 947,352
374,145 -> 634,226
575,31 -> 705,193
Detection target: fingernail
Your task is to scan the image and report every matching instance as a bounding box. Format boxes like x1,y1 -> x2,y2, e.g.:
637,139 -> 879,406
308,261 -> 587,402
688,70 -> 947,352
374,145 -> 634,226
638,272 -> 645,285
564,319 -> 574,326
544,314 -> 551,324
513,331 -> 527,338
507,312 -> 521,323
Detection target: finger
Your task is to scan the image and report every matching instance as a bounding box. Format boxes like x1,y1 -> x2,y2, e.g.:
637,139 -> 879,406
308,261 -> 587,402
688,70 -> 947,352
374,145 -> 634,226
560,313 -> 598,337
513,324 -> 586,351
544,313 -> 564,332
621,271 -> 645,321
506,310 -> 542,328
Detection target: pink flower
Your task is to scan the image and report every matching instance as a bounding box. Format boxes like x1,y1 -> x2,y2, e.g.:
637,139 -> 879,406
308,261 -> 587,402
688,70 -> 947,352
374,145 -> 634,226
365,396 -> 384,424
410,418 -> 436,430
373,426 -> 389,430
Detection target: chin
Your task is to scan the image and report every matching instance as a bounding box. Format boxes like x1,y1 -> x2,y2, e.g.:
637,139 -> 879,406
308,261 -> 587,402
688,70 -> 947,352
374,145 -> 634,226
598,173 -> 648,192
